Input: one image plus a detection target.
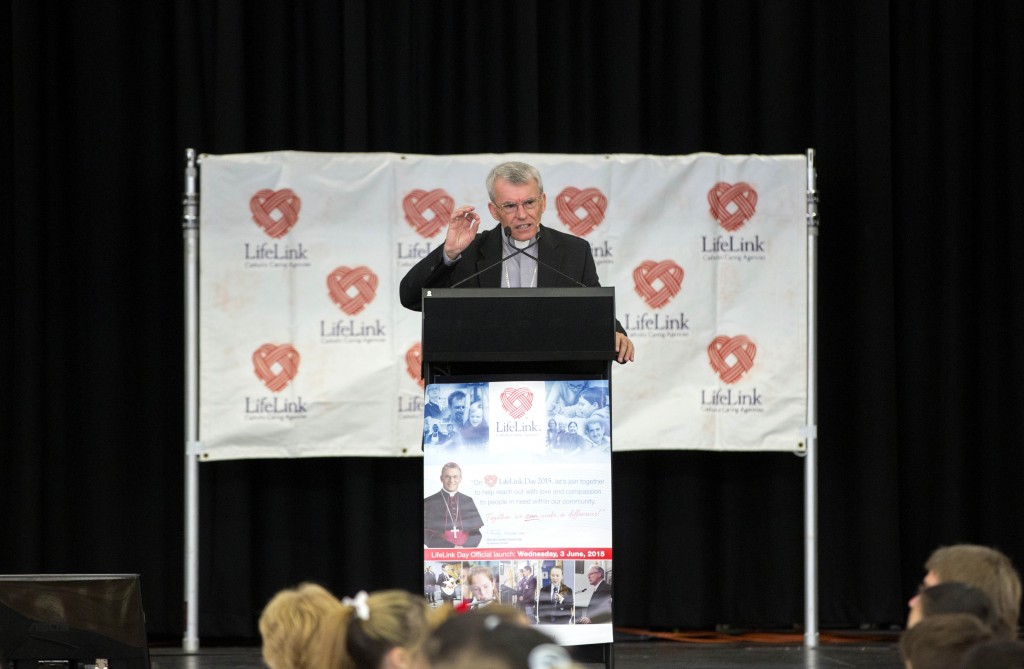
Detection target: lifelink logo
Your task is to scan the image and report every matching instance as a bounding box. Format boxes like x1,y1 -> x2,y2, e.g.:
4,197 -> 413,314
252,343 -> 300,392
499,388 -> 534,419
246,343 -> 307,421
403,189 -> 453,238
250,188 -> 302,238
555,186 -> 607,237
327,266 -> 378,316
707,182 -> 757,232
633,260 -> 684,309
707,335 -> 756,384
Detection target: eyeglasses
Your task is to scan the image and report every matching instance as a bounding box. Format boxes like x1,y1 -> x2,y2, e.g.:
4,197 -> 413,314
495,197 -> 541,214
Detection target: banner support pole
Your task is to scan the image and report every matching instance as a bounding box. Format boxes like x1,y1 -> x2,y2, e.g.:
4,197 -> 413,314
182,148 -> 201,652
804,148 -> 820,649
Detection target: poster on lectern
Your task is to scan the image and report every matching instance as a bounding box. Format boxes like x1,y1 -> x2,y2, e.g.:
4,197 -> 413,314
422,379 -> 613,645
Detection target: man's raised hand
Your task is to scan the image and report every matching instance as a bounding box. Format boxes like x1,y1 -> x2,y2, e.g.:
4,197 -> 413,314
443,206 -> 481,260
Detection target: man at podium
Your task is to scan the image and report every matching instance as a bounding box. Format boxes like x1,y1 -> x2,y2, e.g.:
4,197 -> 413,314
399,161 -> 634,365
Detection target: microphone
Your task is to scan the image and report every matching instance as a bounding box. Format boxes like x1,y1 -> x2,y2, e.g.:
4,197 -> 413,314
450,226 -> 541,288
576,587 -> 589,593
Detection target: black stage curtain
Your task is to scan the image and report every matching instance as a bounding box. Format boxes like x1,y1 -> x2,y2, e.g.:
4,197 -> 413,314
3,0 -> 1023,638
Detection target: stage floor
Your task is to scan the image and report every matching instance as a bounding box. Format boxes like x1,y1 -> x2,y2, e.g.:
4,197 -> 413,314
149,631 -> 905,669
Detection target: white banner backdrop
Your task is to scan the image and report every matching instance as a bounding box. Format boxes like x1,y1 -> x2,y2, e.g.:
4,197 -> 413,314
198,152 -> 807,460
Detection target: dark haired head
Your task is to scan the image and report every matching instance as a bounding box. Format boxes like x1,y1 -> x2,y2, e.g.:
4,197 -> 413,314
961,640 -> 1024,669
421,606 -> 574,669
918,581 -> 996,629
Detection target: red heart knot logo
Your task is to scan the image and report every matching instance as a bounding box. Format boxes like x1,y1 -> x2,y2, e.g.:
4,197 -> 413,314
707,182 -> 758,232
633,260 -> 684,309
555,187 -> 607,237
403,189 -> 454,238
707,335 -> 757,384
250,189 -> 302,239
252,344 -> 301,392
327,266 -> 379,315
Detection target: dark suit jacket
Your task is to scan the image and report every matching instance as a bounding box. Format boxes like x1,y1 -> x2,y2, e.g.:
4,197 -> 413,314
538,583 -> 574,624
583,579 -> 612,623
399,224 -> 626,334
518,574 -> 538,607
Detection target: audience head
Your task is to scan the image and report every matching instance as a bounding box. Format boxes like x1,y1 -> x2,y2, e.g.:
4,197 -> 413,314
922,544 -> 1021,639
418,605 -> 579,669
327,589 -> 449,669
258,582 -> 345,669
899,613 -> 994,669
960,639 -> 1024,669
907,581 -> 996,630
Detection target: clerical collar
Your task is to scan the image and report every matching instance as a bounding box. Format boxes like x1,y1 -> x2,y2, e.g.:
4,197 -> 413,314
511,237 -> 533,249
444,489 -> 458,497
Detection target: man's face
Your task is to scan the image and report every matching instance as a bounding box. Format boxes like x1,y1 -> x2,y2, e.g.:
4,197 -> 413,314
470,574 -> 494,600
427,386 -> 439,402
440,467 -> 461,493
587,569 -> 602,586
488,178 -> 546,242
550,568 -> 563,587
587,422 -> 605,441
450,397 -> 467,422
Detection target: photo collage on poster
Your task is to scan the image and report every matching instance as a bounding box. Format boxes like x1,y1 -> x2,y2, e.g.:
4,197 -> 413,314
422,380 -> 613,639
421,380 -> 612,456
422,559 -> 613,625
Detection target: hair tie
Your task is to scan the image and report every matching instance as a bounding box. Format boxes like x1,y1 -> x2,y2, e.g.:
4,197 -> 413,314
528,644 -> 572,669
342,590 -> 370,621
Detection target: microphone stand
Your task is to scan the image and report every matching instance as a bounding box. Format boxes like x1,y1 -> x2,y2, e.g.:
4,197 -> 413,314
450,226 -> 541,288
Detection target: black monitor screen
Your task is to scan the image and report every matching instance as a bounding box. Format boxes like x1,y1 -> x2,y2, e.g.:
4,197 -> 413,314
0,574 -> 149,669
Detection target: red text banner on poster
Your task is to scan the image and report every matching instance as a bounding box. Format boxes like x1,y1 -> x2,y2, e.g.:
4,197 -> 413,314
425,548 -> 613,561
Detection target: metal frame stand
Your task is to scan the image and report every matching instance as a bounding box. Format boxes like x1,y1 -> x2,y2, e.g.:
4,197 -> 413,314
179,149 -> 820,655
182,149 -> 201,652
804,148 -> 820,649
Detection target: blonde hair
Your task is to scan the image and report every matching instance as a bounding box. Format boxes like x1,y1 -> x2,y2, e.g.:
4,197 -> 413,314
926,544 -> 1022,640
258,582 -> 345,669
324,589 -> 450,669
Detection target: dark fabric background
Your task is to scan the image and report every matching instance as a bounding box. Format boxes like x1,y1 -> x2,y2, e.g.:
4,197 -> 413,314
3,0 -> 1023,640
